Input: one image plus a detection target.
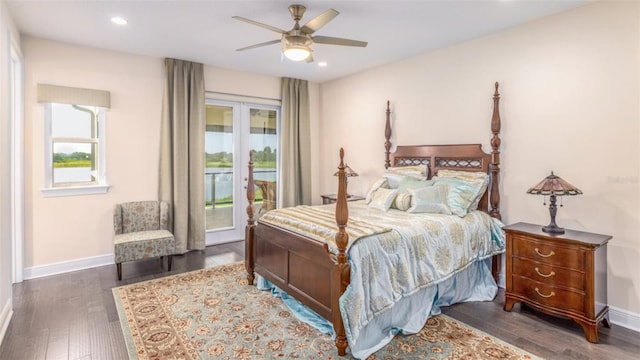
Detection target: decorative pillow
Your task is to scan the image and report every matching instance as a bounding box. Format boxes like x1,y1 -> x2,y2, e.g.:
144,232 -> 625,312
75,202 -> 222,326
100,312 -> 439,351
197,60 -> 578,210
365,178 -> 389,204
396,177 -> 435,194
391,193 -> 412,211
407,185 -> 451,214
435,169 -> 489,212
432,178 -> 484,217
382,173 -> 406,189
437,169 -> 488,181
368,188 -> 398,211
386,165 -> 428,180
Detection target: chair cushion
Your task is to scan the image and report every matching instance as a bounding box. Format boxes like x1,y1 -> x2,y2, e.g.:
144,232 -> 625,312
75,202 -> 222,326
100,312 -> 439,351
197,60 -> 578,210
114,230 -> 175,263
121,201 -> 161,233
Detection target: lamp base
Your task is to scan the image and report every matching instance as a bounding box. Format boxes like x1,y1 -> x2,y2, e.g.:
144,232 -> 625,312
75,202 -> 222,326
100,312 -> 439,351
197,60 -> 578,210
542,224 -> 565,235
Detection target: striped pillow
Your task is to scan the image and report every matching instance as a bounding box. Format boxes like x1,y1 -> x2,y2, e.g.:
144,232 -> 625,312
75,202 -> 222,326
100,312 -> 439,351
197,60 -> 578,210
391,193 -> 412,211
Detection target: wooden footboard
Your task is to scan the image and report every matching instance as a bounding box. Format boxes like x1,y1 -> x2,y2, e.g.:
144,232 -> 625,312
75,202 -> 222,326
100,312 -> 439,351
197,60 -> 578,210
245,149 -> 351,355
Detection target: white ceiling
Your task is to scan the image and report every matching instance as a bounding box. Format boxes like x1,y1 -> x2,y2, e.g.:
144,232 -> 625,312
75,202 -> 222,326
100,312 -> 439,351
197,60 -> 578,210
6,0 -> 587,83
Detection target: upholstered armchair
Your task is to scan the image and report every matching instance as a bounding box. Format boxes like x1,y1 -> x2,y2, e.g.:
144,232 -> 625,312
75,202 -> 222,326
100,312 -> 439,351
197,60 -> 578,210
113,201 -> 176,280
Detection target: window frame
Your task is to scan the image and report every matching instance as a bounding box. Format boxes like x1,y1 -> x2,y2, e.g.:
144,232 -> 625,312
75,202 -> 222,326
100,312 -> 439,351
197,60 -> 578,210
41,102 -> 109,197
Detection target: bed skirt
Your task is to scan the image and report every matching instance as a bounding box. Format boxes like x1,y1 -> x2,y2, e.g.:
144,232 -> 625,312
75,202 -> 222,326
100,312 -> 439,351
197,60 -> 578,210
256,257 -> 498,359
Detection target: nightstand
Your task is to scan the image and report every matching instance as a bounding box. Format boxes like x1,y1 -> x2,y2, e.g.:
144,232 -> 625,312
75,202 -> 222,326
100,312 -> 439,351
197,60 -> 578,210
503,222 -> 611,343
321,194 -> 365,205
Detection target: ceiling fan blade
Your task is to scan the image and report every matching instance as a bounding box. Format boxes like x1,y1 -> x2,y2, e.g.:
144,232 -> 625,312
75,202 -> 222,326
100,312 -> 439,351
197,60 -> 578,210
236,39 -> 281,52
312,36 -> 368,47
232,16 -> 286,35
301,8 -> 339,34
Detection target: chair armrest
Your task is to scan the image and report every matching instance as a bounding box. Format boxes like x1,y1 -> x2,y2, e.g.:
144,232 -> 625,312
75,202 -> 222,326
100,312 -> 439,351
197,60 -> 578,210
113,204 -> 123,235
159,201 -> 172,231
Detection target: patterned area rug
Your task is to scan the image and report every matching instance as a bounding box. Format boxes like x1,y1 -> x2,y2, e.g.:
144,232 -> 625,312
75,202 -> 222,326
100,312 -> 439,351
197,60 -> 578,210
113,262 -> 541,360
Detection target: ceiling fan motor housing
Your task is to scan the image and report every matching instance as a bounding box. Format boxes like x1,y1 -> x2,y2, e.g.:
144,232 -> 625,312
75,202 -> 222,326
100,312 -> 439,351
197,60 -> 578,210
283,33 -> 312,48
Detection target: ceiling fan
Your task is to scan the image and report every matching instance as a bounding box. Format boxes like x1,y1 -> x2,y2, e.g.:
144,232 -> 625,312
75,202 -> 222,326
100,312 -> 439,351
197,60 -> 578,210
233,4 -> 368,62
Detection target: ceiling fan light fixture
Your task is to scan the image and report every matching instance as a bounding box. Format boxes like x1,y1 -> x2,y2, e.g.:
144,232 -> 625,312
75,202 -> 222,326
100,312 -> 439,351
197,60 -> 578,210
283,45 -> 311,61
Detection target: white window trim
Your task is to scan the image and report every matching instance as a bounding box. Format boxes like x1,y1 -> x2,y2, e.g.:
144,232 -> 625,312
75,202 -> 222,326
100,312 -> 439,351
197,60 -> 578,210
41,184 -> 110,197
41,103 -> 110,197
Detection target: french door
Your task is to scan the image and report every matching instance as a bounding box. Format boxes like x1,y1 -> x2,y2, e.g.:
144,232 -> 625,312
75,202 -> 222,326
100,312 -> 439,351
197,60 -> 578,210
204,99 -> 279,245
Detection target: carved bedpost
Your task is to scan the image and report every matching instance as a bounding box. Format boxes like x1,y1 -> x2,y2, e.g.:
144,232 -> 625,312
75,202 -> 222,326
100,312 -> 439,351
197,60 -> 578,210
384,101 -> 392,169
333,148 -> 350,356
490,82 -> 502,221
245,151 -> 256,285
490,82 -> 502,282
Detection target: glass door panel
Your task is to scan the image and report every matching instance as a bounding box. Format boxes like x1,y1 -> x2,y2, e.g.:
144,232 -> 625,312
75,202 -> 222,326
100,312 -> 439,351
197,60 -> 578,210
250,107 -> 278,213
205,104 -> 236,235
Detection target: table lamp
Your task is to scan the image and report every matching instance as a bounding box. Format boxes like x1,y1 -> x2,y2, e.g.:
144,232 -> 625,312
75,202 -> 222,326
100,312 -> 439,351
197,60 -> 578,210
526,171 -> 582,234
334,164 -> 358,197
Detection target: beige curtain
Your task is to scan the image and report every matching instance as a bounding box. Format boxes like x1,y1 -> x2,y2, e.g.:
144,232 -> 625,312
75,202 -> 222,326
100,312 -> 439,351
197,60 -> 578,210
159,58 -> 205,252
280,77 -> 311,207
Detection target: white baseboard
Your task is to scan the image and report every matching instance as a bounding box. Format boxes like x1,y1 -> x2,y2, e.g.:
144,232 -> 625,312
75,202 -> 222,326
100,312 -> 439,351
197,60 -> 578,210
23,253 -> 114,280
0,298 -> 13,347
610,305 -> 640,333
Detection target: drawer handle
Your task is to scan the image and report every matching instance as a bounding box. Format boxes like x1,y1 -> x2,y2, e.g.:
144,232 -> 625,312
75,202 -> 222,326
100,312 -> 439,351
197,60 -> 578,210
534,267 -> 556,278
534,248 -> 555,258
535,287 -> 555,298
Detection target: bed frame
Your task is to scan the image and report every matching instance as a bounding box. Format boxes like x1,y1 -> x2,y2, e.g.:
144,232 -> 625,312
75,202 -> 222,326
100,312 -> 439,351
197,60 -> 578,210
245,82 -> 503,356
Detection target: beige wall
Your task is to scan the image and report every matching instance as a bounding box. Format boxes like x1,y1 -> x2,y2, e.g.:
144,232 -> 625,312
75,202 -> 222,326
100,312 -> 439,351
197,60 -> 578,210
23,38 -> 164,270
319,1 -> 640,319
0,0 -> 20,342
22,37 -> 320,273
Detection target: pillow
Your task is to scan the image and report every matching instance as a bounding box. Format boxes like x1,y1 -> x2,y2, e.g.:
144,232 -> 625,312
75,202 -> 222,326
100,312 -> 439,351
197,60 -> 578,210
386,165 -> 428,180
407,185 -> 452,214
382,173 -> 406,189
391,192 -> 412,211
368,188 -> 398,211
365,178 -> 389,204
435,169 -> 489,212
396,177 -> 435,194
437,169 -> 489,182
432,177 -> 485,217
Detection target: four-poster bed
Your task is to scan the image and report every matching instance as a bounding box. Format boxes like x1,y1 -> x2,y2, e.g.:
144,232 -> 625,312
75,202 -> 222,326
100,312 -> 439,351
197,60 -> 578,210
245,82 -> 504,357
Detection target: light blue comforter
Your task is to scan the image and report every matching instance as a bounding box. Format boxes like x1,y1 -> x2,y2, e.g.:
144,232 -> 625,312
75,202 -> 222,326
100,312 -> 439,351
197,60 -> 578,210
259,202 -> 505,359
340,202 -> 505,358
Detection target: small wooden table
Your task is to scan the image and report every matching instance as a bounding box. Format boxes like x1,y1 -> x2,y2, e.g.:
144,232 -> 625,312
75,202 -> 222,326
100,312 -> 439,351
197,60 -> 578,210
503,222 -> 611,343
321,194 -> 365,205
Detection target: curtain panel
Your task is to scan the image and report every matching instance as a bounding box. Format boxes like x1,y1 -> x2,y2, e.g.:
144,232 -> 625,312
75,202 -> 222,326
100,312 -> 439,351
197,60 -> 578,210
159,58 -> 205,253
280,77 -> 311,207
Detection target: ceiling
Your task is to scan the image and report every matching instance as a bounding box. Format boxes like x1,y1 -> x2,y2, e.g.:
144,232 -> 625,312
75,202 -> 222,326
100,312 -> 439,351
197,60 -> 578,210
6,0 -> 587,83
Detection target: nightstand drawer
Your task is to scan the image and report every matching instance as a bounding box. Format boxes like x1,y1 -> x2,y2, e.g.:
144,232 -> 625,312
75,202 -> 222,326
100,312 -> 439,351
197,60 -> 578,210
512,276 -> 585,314
512,257 -> 585,290
512,235 -> 584,268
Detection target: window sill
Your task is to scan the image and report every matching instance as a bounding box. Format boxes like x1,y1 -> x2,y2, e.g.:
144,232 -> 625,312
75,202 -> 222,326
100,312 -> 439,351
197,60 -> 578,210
41,184 -> 110,198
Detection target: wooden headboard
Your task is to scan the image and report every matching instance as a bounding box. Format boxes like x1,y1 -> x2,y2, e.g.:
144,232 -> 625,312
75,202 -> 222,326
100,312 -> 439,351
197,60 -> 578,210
383,82 -> 502,220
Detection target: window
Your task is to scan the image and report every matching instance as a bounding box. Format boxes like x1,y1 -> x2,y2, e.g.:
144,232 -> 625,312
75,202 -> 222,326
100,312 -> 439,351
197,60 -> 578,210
38,84 -> 110,197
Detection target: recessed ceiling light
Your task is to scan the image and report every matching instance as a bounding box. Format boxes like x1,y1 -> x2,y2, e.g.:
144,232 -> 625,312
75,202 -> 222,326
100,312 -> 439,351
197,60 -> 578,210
111,17 -> 127,26
318,62 -> 328,67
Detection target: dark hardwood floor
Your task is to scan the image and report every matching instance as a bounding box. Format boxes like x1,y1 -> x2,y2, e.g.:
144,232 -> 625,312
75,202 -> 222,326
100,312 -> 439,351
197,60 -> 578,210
1,240 -> 638,359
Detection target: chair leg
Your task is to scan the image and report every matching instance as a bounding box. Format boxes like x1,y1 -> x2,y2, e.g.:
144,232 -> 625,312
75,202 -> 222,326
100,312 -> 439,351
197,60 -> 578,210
116,263 -> 122,281
168,255 -> 173,272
